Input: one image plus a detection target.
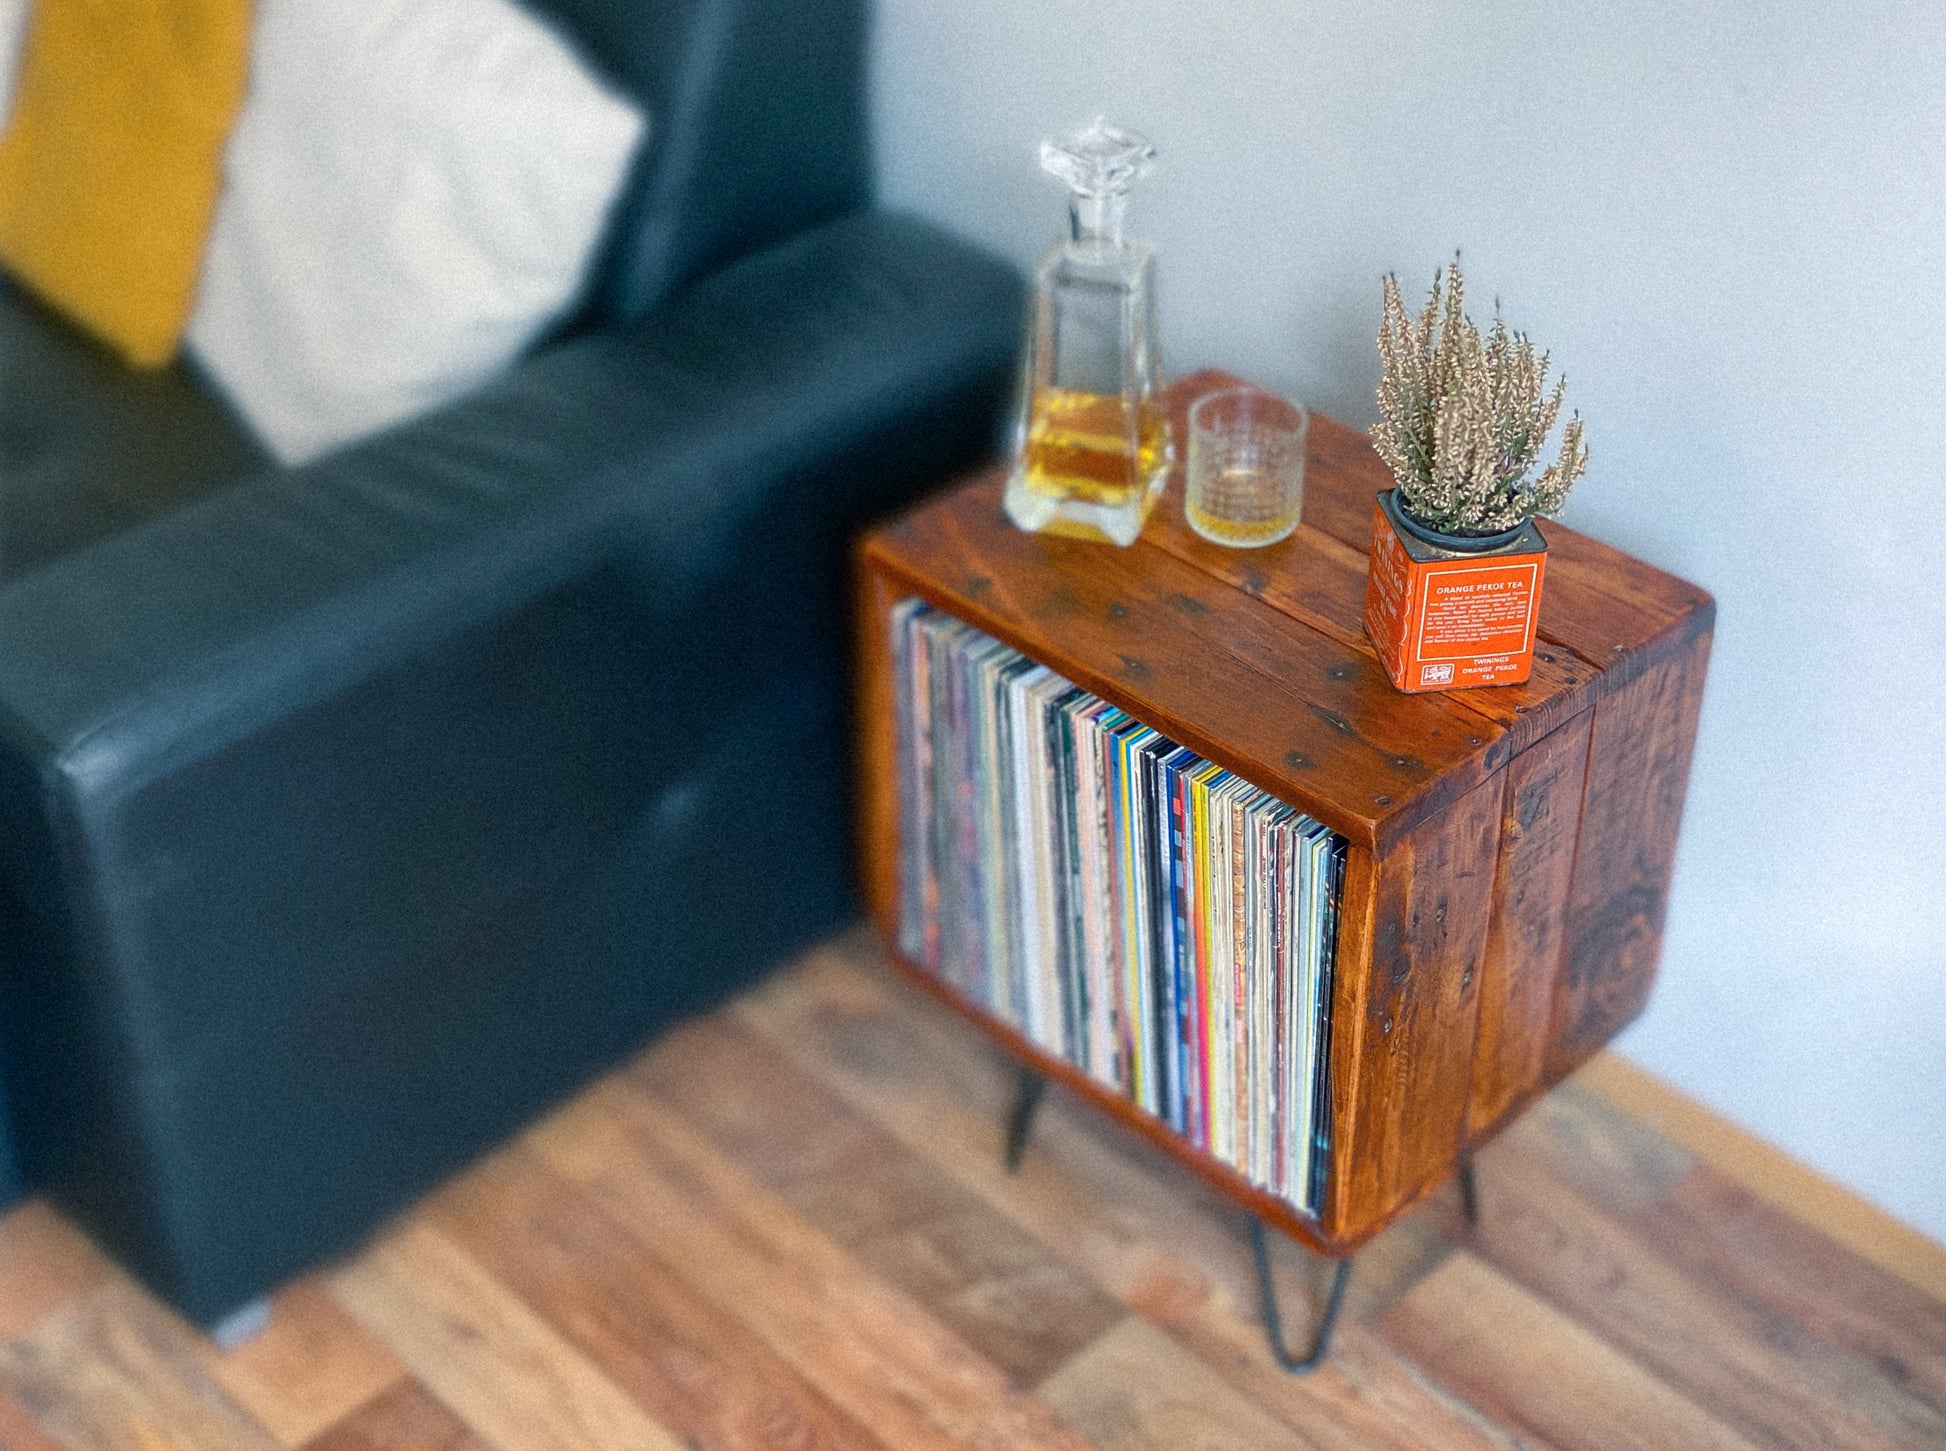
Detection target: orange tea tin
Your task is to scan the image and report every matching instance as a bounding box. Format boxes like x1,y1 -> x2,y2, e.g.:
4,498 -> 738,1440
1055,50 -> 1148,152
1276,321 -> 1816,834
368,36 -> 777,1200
1363,491 -> 1549,694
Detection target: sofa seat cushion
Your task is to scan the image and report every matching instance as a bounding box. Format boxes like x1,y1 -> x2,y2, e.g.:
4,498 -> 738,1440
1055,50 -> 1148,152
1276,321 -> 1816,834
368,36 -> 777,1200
0,276 -> 267,584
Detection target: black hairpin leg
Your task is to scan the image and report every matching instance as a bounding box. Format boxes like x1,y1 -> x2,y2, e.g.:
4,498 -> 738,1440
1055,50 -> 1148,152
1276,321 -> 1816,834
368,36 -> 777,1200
1003,1066 -> 1047,1172
1249,1216 -> 1353,1373
1457,1156 -> 1481,1229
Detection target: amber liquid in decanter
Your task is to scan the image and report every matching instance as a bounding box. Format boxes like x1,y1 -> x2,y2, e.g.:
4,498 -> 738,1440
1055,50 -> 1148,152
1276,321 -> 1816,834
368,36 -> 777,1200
1017,386 -> 1170,518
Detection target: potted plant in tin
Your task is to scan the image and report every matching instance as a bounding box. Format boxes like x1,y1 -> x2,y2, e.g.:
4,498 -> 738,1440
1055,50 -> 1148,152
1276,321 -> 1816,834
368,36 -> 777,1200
1362,260 -> 1589,693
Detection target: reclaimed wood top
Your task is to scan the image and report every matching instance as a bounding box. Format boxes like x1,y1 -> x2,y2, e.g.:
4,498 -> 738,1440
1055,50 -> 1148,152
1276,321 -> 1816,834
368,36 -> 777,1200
862,369 -> 1713,852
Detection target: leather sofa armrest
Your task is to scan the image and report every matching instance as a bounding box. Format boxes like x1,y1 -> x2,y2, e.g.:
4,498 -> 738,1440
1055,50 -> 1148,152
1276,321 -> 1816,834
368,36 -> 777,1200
0,209 -> 1023,782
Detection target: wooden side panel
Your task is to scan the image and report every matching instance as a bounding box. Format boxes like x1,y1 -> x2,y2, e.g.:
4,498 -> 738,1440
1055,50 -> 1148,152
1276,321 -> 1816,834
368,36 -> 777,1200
1466,712 -> 1594,1142
1325,772 -> 1502,1243
853,558 -> 903,943
1548,621 -> 1713,1076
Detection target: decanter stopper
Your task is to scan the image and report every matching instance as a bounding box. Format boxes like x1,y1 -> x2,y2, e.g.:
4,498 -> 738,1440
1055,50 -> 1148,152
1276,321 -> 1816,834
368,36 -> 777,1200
1041,120 -> 1155,245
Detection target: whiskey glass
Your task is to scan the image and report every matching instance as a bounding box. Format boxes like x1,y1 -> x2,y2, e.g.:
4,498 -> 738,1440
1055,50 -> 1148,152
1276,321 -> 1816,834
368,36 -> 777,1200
1184,387 -> 1308,548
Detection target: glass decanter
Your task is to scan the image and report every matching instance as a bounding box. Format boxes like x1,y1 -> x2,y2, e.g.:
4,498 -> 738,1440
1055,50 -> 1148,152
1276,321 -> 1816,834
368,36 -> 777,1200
1004,120 -> 1171,546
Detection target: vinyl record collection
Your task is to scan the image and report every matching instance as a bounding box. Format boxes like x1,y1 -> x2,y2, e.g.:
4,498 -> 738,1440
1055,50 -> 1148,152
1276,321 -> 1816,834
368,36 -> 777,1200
891,599 -> 1347,1214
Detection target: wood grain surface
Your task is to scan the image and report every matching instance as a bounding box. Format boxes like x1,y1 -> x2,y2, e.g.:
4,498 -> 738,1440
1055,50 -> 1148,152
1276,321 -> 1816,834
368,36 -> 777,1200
200,1281 -> 403,1447
1,931 -> 1939,1451
0,1203 -> 112,1346
863,508 -> 1502,852
1549,629 -> 1712,1077
1466,712 -> 1594,1141
299,1381 -> 494,1451
0,1281 -> 283,1451
1327,774 -> 1502,1239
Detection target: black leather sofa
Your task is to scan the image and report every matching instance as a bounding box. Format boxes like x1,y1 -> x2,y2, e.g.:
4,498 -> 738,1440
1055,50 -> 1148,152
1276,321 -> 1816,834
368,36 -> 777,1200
0,0 -> 1022,1325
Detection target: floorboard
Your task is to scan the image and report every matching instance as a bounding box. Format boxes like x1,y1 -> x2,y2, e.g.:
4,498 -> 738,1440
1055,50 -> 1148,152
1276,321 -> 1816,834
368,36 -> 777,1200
199,1280 -> 405,1447
0,927 -> 1938,1451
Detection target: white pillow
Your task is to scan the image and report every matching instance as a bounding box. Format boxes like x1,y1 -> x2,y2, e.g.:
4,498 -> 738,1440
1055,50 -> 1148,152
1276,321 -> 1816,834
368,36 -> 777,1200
187,0 -> 646,465
0,0 -> 28,134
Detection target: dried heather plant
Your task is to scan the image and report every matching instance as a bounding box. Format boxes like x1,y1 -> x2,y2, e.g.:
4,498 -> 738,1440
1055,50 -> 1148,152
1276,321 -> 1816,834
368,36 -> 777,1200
1371,261 -> 1588,536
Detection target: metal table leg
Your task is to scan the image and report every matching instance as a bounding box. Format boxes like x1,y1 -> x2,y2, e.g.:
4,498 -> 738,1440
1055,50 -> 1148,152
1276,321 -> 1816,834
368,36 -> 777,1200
1249,1216 -> 1353,1373
1003,1065 -> 1047,1173
1458,1156 -> 1481,1228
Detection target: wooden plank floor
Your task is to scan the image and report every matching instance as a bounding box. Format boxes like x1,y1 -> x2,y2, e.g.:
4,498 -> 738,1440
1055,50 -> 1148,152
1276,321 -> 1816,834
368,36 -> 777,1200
2,928 -> 1943,1451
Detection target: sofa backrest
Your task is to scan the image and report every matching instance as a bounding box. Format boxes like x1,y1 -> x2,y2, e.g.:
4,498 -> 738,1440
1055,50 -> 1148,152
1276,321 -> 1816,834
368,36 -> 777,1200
526,0 -> 872,323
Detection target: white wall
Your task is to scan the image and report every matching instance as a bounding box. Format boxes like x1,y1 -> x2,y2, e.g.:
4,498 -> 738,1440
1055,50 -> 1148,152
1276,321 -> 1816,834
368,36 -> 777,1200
875,0 -> 1946,1241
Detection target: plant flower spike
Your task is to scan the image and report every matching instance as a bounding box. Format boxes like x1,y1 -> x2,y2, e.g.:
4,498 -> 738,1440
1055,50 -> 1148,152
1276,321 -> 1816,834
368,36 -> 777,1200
1370,260 -> 1588,536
